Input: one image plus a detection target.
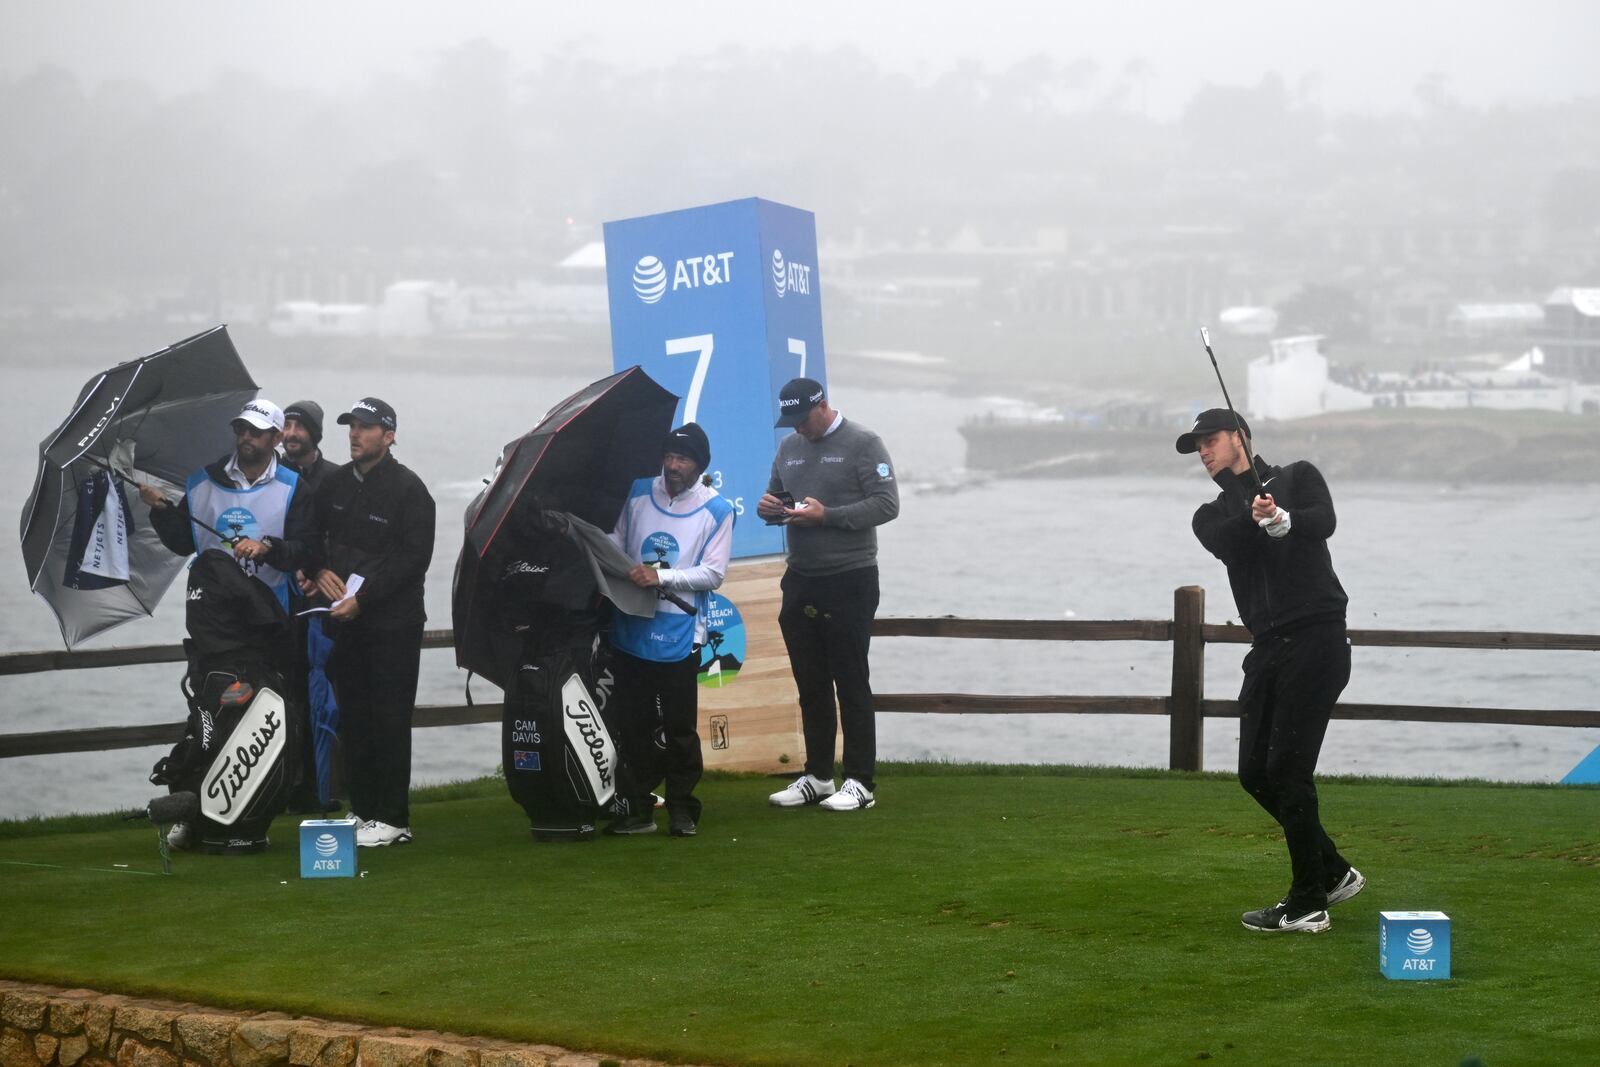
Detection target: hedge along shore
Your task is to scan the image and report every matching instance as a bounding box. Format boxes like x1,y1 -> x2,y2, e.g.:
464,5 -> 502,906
0,981 -> 718,1067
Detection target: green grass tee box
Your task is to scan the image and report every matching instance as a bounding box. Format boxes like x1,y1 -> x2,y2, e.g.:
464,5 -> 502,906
2,767 -> 1597,1067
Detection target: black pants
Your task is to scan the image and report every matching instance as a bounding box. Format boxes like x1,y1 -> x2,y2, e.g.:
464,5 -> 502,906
610,647 -> 703,823
1237,621 -> 1353,911
778,565 -> 880,792
330,622 -> 423,829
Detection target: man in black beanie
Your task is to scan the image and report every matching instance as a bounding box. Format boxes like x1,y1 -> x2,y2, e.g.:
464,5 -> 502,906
280,399 -> 345,813
282,401 -> 339,496
605,422 -> 735,837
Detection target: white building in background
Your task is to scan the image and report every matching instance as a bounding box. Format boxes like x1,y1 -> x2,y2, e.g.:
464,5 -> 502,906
260,241 -> 614,340
1246,335 -> 1600,420
1218,305 -> 1280,337
267,301 -> 376,338
1245,336 -> 1371,420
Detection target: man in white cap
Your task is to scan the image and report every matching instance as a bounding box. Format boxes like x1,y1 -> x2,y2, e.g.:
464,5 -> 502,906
140,397 -> 317,852
140,397 -> 316,608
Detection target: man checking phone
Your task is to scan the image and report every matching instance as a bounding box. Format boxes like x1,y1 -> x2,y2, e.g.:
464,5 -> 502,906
756,378 -> 899,813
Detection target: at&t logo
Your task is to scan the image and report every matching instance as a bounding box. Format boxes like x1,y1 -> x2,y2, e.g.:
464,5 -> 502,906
633,257 -> 668,304
632,251 -> 737,304
771,248 -> 812,297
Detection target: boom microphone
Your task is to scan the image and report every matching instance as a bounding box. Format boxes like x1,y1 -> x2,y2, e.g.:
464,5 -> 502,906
144,792 -> 199,824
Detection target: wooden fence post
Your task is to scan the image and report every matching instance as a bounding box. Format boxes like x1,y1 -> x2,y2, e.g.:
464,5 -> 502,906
1169,586 -> 1205,771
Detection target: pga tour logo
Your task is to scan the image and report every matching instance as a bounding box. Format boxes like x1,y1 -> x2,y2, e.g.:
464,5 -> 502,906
770,249 -> 813,298
632,251 -> 737,304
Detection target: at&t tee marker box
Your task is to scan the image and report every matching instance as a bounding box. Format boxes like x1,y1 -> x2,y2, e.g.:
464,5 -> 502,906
1380,911 -> 1451,980
299,817 -> 358,878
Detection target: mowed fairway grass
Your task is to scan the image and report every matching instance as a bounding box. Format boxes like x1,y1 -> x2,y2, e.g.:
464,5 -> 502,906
2,765 -> 1597,1067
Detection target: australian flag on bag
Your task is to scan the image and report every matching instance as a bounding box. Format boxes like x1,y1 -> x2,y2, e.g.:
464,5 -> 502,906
64,470 -> 133,590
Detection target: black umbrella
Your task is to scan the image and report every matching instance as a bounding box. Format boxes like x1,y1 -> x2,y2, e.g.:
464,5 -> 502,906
465,365 -> 679,551
453,366 -> 679,686
21,326 -> 259,648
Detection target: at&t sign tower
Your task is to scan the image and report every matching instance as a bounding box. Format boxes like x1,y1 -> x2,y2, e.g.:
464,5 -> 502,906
603,197 -> 827,558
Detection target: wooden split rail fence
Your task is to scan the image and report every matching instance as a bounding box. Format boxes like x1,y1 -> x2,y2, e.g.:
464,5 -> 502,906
3,587 -> 1598,772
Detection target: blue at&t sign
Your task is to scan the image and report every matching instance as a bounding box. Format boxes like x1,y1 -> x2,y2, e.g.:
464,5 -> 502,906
604,197 -> 827,559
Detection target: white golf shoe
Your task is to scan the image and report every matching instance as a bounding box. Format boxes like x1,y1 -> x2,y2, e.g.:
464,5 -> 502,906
768,774 -> 836,807
356,819 -> 413,847
819,778 -> 875,812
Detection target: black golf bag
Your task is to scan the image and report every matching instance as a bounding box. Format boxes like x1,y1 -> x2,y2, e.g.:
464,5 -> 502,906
150,549 -> 300,854
492,511 -> 622,841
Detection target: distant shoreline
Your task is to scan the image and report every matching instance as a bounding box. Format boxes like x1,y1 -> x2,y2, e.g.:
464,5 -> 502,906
960,409 -> 1600,483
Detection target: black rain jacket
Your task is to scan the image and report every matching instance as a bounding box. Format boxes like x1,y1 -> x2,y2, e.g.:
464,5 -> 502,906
1191,455 -> 1348,640
310,454 -> 435,631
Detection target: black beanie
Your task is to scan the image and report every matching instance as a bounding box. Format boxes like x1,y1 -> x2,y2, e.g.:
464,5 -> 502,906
284,400 -> 324,444
663,422 -> 710,471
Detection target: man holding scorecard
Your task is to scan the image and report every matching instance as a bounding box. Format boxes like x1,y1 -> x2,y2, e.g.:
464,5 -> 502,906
304,397 -> 435,848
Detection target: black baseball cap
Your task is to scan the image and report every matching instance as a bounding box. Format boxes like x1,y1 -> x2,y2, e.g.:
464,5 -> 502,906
774,377 -> 825,428
1175,408 -> 1251,454
336,397 -> 397,431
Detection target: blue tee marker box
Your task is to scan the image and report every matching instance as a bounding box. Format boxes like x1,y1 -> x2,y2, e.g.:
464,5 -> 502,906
1380,911 -> 1451,979
299,818 -> 357,878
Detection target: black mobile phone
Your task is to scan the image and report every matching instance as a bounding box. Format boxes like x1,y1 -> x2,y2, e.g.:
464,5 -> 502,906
764,490 -> 795,525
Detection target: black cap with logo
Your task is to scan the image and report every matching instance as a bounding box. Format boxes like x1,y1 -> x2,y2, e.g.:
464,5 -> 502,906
1175,408 -> 1252,454
336,397 -> 397,431
774,377 -> 825,428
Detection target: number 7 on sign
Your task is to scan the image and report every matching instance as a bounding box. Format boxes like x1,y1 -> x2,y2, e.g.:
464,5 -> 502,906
664,334 -> 714,424
788,338 -> 806,378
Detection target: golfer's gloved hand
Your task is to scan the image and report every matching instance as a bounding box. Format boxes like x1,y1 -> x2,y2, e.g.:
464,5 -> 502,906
1258,507 -> 1291,538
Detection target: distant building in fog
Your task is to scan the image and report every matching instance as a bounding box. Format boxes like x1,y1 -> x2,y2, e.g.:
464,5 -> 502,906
1247,334 -> 1600,420
1529,287 -> 1600,382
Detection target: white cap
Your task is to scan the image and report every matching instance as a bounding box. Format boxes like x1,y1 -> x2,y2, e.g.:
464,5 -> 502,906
233,398 -> 285,432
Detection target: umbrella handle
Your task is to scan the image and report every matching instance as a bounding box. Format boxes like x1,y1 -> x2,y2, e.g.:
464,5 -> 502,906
657,589 -> 696,614
84,456 -> 238,545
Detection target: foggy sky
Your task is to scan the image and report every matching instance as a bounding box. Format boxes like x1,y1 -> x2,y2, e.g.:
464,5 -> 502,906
3,0 -> 1596,118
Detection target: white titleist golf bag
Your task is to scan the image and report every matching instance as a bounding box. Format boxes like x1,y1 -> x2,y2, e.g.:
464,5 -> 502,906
150,549 -> 299,853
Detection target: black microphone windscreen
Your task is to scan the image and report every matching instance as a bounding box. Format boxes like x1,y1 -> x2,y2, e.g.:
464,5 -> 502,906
146,792 -> 199,823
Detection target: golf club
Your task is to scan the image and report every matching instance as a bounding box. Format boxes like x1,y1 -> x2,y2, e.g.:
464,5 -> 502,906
1199,327 -> 1267,498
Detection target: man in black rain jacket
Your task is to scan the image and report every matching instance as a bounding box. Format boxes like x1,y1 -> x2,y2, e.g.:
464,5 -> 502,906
305,397 -> 435,848
1179,408 -> 1364,935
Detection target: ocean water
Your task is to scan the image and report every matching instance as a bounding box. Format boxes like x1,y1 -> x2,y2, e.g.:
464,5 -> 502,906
3,355 -> 1598,819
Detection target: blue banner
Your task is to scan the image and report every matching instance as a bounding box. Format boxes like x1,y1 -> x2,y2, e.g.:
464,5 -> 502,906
604,197 -> 826,558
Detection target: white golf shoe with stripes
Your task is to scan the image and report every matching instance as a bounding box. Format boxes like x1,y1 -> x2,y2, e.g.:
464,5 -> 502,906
769,774 -> 836,807
819,778 -> 875,812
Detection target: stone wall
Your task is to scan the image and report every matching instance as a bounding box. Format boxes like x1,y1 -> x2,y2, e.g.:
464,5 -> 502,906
0,982 -> 703,1067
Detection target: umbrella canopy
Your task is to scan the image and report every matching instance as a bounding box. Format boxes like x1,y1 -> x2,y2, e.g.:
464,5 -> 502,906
464,365 -> 679,554
453,366 -> 679,687
21,326 -> 259,648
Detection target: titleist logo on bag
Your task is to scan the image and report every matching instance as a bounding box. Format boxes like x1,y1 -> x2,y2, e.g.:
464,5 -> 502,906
560,674 -> 616,805
201,688 -> 288,825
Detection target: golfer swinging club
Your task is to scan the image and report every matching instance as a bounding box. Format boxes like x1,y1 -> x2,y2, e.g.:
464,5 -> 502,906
1177,408 -> 1365,933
